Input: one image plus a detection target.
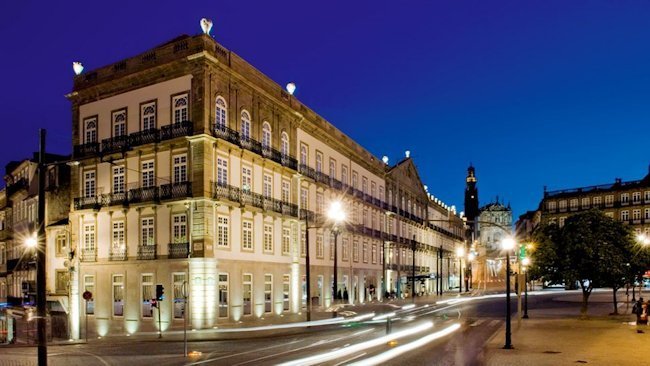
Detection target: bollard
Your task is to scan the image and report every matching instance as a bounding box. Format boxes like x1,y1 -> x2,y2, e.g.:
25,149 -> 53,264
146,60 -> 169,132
386,316 -> 392,334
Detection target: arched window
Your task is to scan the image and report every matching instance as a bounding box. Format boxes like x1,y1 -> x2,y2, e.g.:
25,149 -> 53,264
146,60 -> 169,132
241,110 -> 251,140
172,94 -> 188,124
85,118 -> 97,143
281,132 -> 289,156
215,96 -> 227,130
262,122 -> 271,149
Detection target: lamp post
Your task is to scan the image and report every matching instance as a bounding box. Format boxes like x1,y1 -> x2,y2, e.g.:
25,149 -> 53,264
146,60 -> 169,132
456,247 -> 465,294
327,201 -> 346,305
522,257 -> 530,319
502,236 -> 515,349
411,235 -> 416,303
467,252 -> 475,293
36,129 -> 47,366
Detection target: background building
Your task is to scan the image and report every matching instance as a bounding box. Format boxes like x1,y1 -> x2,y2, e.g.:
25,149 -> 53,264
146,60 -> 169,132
0,153 -> 71,343
473,198 -> 513,289
540,169 -> 650,237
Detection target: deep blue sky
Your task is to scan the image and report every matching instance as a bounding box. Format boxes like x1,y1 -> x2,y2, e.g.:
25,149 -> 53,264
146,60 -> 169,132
2,0 -> 650,218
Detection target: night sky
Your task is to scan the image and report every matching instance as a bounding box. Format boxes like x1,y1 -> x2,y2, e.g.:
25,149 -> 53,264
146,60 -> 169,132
2,0 -> 650,218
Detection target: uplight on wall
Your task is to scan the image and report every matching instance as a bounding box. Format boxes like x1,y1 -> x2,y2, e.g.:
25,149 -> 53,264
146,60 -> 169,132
200,18 -> 213,35
286,82 -> 296,95
72,62 -> 84,75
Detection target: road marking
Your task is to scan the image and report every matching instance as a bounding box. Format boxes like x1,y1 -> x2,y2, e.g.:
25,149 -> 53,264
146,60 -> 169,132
489,319 -> 501,327
66,350 -> 111,366
188,339 -> 302,365
470,319 -> 485,327
333,352 -> 367,366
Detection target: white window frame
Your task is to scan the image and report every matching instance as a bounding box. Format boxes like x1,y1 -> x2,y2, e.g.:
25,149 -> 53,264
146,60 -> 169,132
217,216 -> 229,247
112,109 -> 127,137
172,214 -> 187,243
112,274 -> 125,317
112,165 -> 125,194
172,94 -> 189,124
215,96 -> 227,130
262,122 -> 272,149
243,273 -> 253,316
141,102 -> 156,130
242,220 -> 253,251
141,160 -> 155,188
282,227 -> 291,255
141,217 -> 155,246
241,110 -> 251,140
84,117 -> 97,144
217,156 -> 228,186
83,170 -> 96,198
173,154 -> 187,183
281,132 -> 289,156
264,224 -> 273,253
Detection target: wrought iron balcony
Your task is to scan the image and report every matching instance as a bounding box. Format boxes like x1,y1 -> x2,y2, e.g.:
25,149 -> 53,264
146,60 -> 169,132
102,192 -> 128,206
101,135 -> 129,154
81,248 -> 97,262
160,181 -> 192,200
160,121 -> 193,140
129,186 -> 159,204
74,196 -> 100,210
137,245 -> 157,260
109,247 -> 128,261
298,164 -> 317,180
212,181 -> 299,217
168,242 -> 190,259
129,128 -> 159,146
212,124 -> 240,145
73,142 -> 99,158
240,136 -> 262,155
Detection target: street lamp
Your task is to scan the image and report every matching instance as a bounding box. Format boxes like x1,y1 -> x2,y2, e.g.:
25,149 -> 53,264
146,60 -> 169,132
501,236 -> 515,349
467,251 -> 476,292
26,236 -> 38,248
456,247 -> 465,294
327,201 -> 346,305
522,256 -> 531,319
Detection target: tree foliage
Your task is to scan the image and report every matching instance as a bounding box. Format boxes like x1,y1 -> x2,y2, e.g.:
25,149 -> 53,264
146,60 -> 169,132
529,209 -> 646,317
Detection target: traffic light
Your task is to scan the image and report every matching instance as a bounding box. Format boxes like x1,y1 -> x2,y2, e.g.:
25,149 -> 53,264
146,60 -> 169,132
156,284 -> 165,301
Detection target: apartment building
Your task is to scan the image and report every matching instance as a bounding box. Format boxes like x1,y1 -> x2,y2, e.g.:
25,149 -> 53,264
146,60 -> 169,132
64,30 -> 465,338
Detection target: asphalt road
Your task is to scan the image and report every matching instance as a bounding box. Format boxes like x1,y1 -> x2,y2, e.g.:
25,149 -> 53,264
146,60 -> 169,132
0,290 -> 585,366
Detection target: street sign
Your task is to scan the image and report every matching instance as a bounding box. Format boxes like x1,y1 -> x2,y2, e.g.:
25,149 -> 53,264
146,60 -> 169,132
82,290 -> 93,301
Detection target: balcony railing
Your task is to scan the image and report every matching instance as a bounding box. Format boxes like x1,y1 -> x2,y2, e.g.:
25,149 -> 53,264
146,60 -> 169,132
160,181 -> 192,200
73,142 -> 99,158
168,242 -> 190,259
213,181 -> 298,217
6,178 -> 28,197
74,121 -> 193,159
81,248 -> 97,262
212,124 -> 240,145
74,196 -> 100,210
109,247 -> 128,261
138,245 -> 157,260
129,186 -> 159,204
103,192 -> 128,206
101,135 -> 129,154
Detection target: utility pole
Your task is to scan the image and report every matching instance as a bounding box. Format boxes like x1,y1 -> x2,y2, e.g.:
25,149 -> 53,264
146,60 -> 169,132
37,129 -> 47,366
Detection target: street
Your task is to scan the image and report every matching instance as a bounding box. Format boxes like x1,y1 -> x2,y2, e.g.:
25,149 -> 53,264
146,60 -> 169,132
0,289 -> 601,366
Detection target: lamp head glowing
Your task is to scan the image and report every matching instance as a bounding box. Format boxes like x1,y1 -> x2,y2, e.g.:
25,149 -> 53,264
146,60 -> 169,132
72,62 -> 84,75
468,252 -> 476,261
522,257 -> 531,266
286,82 -> 296,95
327,200 -> 346,223
456,247 -> 465,257
382,156 -> 389,164
501,237 -> 516,250
637,233 -> 650,246
405,150 -> 411,158
26,236 -> 37,248
200,18 -> 213,35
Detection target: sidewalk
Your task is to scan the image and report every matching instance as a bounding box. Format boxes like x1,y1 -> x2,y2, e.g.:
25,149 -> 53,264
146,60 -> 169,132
483,291 -> 645,365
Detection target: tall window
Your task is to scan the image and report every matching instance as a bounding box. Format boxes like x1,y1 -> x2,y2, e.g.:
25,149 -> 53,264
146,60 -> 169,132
342,237 -> 349,261
621,193 -> 630,204
172,214 -> 187,243
264,274 -> 273,313
341,165 -> 348,185
301,229 -> 306,257
581,197 -> 590,209
645,208 -> 650,220
329,232 -> 335,260
55,233 -> 67,257
113,166 -> 125,193
243,274 -> 253,315
300,144 -> 308,165
217,216 -> 229,247
217,157 -> 228,185
83,170 -> 96,198
84,275 -> 95,315
316,234 -> 324,259
281,132 -> 289,156
141,217 -> 155,246
242,220 -> 253,251
141,274 -> 154,318
371,182 -> 376,198
315,152 -> 323,173
372,243 -> 377,264
172,94 -> 188,123
264,224 -> 273,253
141,160 -> 155,188
215,97 -> 227,130
83,224 -> 95,252
301,188 -> 308,210
633,192 -> 641,203
263,174 -> 272,198
112,220 -> 125,254
218,273 -> 229,318
173,273 -> 186,319
262,122 -> 271,149
84,118 -> 97,143
141,102 -> 156,130
241,110 -> 251,140
242,166 -> 252,192
645,191 -> 650,202
621,210 -> 629,221
633,209 -> 641,220
363,240 -> 368,263
283,274 -> 290,311
113,274 -> 124,316
173,154 -> 187,183
282,180 -> 290,202
316,193 -> 324,214
282,227 -> 291,255
605,195 -> 614,207
352,172 -> 358,189
113,110 -> 126,137
362,177 -> 368,194
353,240 -> 359,262
593,197 -> 601,206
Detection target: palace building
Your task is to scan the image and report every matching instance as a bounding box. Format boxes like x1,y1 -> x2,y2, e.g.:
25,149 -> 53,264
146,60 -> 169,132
0,27 -> 465,340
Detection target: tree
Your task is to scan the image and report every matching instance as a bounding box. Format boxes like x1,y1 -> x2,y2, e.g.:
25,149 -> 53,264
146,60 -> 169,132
530,209 -> 638,318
